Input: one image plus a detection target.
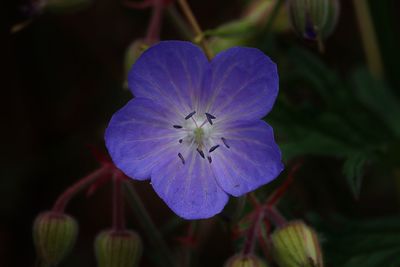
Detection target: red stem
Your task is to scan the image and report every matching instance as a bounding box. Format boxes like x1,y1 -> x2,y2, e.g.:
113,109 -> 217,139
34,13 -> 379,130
145,0 -> 164,44
242,208 -> 264,255
266,161 -> 302,207
52,166 -> 111,213
248,192 -> 260,208
257,221 -> 271,260
264,206 -> 286,227
112,173 -> 125,231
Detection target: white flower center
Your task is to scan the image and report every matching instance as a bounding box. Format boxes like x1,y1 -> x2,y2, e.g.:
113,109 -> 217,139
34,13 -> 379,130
172,111 -> 230,164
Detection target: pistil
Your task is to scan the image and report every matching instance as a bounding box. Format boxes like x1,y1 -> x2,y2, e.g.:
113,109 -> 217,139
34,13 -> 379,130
173,111 -> 228,164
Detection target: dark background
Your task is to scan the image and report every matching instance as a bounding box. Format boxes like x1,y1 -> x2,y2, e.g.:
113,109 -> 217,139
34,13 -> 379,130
2,0 -> 400,266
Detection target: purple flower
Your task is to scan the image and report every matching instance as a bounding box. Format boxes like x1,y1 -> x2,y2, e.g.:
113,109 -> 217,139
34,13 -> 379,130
105,41 -> 284,219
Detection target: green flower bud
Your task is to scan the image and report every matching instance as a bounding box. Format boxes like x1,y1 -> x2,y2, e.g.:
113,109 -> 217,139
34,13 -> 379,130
271,221 -> 323,267
123,40 -> 148,88
95,229 -> 142,267
288,0 -> 340,40
224,254 -> 269,267
33,211 -> 78,265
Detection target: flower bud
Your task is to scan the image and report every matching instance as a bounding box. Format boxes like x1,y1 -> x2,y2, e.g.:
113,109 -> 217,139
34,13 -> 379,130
271,221 -> 323,267
95,229 -> 142,267
287,0 -> 340,40
224,254 -> 269,267
123,39 -> 148,88
33,211 -> 78,265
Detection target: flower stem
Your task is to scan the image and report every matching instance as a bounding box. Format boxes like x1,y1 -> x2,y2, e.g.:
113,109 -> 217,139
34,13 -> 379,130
262,0 -> 284,34
145,0 -> 165,44
179,221 -> 197,267
176,0 -> 213,60
123,180 -> 177,267
352,0 -> 384,79
264,206 -> 286,227
266,161 -> 302,206
112,174 -> 125,231
242,207 -> 264,255
52,166 -> 111,213
166,5 -> 193,40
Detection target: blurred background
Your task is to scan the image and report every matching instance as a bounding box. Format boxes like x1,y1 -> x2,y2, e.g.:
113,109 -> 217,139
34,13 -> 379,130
2,0 -> 400,266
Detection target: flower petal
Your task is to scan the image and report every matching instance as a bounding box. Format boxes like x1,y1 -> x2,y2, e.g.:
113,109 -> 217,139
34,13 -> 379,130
105,98 -> 182,180
151,150 -> 229,219
211,120 -> 284,197
128,41 -> 210,116
203,47 -> 279,122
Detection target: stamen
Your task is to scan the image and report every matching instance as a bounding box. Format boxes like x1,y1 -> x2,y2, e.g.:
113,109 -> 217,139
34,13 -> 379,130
209,145 -> 220,153
221,137 -> 230,148
205,113 -> 216,125
179,139 -> 183,144
173,125 -> 183,129
207,156 -> 212,163
178,153 -> 185,164
185,111 -> 196,120
196,148 -> 205,159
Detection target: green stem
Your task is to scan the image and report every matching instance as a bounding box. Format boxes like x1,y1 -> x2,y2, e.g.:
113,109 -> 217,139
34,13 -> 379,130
262,0 -> 284,34
123,180 -> 177,267
112,174 -> 125,231
166,5 -> 193,40
176,0 -> 213,60
352,0 -> 384,79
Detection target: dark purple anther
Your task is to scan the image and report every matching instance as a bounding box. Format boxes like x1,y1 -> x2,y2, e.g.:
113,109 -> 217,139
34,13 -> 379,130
173,125 -> 183,129
209,145 -> 220,153
205,113 -> 216,125
196,148 -> 205,159
185,111 -> 196,120
221,137 -> 230,148
207,156 -> 212,163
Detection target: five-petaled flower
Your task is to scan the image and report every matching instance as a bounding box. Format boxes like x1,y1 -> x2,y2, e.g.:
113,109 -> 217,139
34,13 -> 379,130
105,41 -> 284,219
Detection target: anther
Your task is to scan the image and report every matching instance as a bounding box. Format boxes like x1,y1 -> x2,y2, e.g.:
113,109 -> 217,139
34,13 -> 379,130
185,111 -> 196,120
178,153 -> 185,164
209,145 -> 220,153
205,113 -> 216,125
179,139 -> 183,143
207,156 -> 212,163
173,125 -> 183,129
196,148 -> 205,159
221,137 -> 230,148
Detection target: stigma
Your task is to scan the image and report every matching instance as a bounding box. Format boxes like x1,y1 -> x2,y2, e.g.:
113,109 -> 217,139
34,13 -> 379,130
173,110 -> 230,164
